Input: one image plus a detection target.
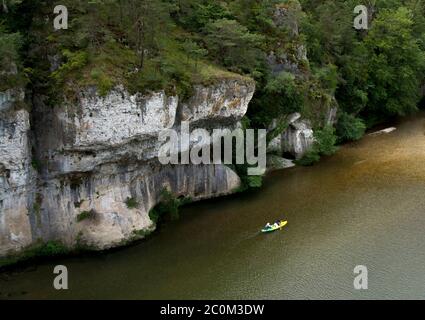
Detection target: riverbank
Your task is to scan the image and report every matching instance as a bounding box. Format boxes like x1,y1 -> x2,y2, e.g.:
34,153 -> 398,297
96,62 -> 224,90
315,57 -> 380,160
1,112 -> 425,299
0,113 -> 405,271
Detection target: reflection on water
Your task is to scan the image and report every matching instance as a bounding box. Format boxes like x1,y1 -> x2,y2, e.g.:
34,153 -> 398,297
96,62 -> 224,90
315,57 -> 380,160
1,113 -> 425,299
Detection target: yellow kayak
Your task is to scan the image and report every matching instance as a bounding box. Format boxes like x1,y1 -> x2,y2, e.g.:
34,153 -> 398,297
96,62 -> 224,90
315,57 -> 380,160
261,220 -> 288,233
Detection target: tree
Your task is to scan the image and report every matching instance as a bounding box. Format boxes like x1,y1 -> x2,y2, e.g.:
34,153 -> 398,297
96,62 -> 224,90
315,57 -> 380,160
204,18 -> 265,73
229,0 -> 276,33
172,0 -> 231,30
364,7 -> 425,117
336,112 -> 366,142
0,30 -> 25,91
182,40 -> 207,69
264,72 -> 303,116
1,0 -> 22,13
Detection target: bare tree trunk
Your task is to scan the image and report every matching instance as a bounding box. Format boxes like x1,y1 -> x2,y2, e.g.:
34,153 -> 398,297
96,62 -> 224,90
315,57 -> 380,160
2,0 -> 9,13
137,19 -> 145,69
138,0 -> 147,69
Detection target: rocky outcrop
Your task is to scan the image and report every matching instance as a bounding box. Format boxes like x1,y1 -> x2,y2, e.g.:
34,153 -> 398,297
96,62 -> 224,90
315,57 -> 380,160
268,1 -> 308,76
273,2 -> 302,36
282,117 -> 315,159
0,78 -> 255,257
36,162 -> 241,250
0,90 -> 24,112
268,102 -> 338,161
179,81 -> 254,125
266,155 -> 295,172
267,113 -> 314,160
265,0 -> 337,163
0,89 -> 34,256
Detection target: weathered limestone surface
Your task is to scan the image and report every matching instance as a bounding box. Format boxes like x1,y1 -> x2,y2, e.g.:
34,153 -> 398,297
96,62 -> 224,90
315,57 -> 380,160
268,103 -> 338,161
267,113 -> 314,160
0,91 -> 34,256
282,116 -> 315,159
0,79 -> 255,256
268,1 -> 308,76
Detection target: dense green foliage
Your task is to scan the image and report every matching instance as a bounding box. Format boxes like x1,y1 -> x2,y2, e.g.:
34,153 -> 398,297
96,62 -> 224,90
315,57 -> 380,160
125,197 -> 139,209
296,125 -> 338,166
301,0 -> 425,127
336,112 -> 366,143
1,0 -> 424,145
0,24 -> 26,91
76,209 -> 96,222
0,240 -> 68,269
252,72 -> 304,126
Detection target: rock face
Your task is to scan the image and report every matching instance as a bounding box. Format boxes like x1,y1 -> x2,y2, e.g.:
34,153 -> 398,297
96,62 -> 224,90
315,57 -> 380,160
268,113 -> 315,160
0,91 -> 34,256
282,117 -> 315,159
37,162 -> 241,250
268,1 -> 308,76
273,2 -> 301,36
0,78 -> 255,256
179,80 -> 254,125
266,155 -> 295,172
265,0 -> 338,163
268,103 -> 338,161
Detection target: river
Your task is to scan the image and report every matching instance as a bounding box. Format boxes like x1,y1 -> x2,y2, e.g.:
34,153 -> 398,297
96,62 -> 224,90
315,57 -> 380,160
1,112 -> 425,299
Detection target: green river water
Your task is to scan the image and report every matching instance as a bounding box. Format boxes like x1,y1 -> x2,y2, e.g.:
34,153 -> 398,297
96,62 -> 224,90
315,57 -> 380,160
1,112 -> 425,299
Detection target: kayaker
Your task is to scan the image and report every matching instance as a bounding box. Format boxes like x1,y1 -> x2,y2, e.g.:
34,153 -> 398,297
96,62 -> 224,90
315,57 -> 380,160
265,223 -> 272,229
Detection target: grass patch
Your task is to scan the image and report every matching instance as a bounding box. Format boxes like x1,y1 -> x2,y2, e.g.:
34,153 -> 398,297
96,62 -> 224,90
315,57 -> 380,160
125,197 -> 139,209
76,209 -> 96,222
245,175 -> 263,188
53,36 -> 252,100
0,241 -> 69,270
31,158 -> 41,171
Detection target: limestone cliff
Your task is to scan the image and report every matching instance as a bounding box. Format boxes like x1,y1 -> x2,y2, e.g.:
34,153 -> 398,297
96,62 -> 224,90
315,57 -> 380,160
0,101 -> 34,256
0,78 -> 255,257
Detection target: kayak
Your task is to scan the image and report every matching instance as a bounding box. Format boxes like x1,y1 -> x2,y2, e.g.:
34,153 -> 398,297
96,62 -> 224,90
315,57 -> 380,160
261,220 -> 288,233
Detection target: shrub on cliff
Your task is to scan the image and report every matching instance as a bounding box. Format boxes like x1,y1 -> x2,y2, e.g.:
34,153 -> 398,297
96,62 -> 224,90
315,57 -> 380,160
125,197 -> 139,209
249,72 -> 304,128
0,241 -> 68,269
297,125 -> 338,166
336,112 -> 366,143
76,210 -> 96,222
0,29 -> 27,91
